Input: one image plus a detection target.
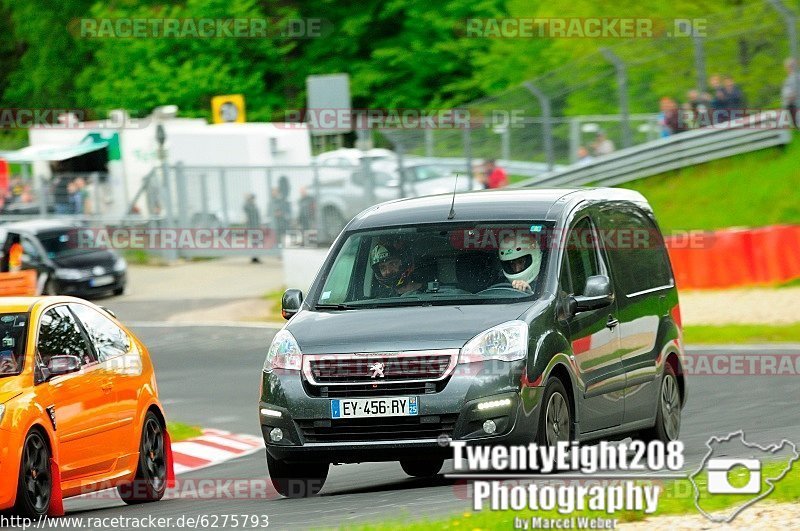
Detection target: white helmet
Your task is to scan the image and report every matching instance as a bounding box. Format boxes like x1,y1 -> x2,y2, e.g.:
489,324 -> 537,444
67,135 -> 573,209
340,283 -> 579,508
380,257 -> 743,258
498,236 -> 542,286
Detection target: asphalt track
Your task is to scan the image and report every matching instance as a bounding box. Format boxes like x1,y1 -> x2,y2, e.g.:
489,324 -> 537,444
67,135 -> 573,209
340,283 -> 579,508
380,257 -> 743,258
8,302 -> 800,530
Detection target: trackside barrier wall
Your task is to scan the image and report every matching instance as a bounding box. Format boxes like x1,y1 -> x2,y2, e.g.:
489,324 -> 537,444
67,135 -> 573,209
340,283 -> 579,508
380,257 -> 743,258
665,225 -> 800,289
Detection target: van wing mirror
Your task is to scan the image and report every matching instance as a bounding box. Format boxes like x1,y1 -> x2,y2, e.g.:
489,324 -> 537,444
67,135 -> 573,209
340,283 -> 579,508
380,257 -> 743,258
572,275 -> 614,313
47,355 -> 82,378
281,289 -> 303,320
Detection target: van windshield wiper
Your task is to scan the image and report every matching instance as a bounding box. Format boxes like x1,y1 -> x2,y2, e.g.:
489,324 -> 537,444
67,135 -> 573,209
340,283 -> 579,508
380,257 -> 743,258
314,303 -> 358,311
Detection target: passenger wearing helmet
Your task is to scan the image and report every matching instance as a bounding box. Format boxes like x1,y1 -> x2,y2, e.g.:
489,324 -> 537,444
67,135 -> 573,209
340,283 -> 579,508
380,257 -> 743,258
370,242 -> 423,296
498,236 -> 542,292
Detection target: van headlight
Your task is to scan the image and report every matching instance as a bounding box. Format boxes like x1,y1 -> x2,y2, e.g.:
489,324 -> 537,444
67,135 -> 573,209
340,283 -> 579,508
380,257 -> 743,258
264,330 -> 302,373
113,256 -> 127,272
459,320 -> 528,363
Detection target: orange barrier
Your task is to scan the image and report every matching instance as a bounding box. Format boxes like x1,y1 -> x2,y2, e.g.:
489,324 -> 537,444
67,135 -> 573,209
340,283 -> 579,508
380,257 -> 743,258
0,270 -> 37,296
665,225 -> 800,289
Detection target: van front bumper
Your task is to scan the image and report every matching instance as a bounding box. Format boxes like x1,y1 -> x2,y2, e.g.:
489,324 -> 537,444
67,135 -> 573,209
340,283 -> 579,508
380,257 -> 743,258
259,360 -> 545,463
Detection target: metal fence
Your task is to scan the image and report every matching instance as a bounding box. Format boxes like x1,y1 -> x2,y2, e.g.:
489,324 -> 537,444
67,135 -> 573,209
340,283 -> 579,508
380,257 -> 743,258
515,111 -> 793,188
373,0 -> 799,169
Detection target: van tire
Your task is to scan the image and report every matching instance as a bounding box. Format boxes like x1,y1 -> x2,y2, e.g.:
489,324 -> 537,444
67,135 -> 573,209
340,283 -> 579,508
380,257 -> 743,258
267,453 -> 328,498
639,363 -> 681,443
536,377 -> 574,446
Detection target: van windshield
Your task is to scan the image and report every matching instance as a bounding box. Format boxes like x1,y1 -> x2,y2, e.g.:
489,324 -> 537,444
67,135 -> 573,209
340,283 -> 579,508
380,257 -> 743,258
314,223 -> 552,308
0,313 -> 29,377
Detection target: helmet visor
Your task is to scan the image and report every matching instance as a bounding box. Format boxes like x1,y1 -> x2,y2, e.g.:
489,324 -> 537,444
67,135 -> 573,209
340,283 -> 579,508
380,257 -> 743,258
501,254 -> 533,275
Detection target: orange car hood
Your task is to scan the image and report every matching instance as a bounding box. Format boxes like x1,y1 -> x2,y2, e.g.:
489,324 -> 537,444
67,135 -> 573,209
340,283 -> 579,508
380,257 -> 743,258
0,376 -> 24,403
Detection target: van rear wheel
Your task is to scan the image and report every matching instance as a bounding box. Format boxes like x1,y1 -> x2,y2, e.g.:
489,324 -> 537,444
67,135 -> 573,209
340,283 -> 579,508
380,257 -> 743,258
640,363 -> 681,443
267,453 -> 328,498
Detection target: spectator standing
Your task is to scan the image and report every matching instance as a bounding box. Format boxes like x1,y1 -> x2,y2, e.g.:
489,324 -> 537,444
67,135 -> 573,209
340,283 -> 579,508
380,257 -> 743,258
709,74 -> 728,123
269,187 -> 289,247
658,97 -> 680,137
485,159 -> 508,189
782,58 -> 800,128
297,186 -> 316,246
471,160 -> 488,189
243,193 -> 262,263
723,75 -> 745,111
591,132 -> 615,156
576,146 -> 594,165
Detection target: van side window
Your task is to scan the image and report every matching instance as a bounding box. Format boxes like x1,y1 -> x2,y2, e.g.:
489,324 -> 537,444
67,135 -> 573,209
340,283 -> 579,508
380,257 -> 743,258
599,205 -> 672,294
564,217 -> 600,295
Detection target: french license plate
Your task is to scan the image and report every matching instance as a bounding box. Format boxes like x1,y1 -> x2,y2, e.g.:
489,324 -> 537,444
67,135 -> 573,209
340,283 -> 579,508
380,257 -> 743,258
331,396 -> 418,419
90,275 -> 115,287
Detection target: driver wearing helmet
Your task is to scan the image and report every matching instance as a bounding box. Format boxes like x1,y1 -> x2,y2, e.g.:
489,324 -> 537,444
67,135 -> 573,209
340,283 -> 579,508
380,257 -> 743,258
370,242 -> 423,296
498,236 -> 542,292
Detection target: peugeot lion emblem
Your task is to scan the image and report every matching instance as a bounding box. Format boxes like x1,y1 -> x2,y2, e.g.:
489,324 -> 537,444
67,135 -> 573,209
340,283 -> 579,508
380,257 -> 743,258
369,361 -> 385,378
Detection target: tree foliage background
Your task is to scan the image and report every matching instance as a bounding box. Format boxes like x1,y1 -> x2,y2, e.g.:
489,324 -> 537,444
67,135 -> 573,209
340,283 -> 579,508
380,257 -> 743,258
0,0 -> 797,128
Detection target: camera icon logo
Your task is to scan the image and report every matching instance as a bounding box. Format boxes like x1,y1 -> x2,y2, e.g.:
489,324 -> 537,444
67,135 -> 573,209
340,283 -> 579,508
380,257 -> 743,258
690,430 -> 799,523
706,458 -> 761,494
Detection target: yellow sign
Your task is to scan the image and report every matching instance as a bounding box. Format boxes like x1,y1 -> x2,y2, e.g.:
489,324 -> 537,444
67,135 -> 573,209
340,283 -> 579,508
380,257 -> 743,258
211,94 -> 246,123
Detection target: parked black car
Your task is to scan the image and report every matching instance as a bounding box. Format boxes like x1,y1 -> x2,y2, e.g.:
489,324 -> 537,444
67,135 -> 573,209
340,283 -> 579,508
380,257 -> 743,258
260,188 -> 687,497
0,220 -> 127,297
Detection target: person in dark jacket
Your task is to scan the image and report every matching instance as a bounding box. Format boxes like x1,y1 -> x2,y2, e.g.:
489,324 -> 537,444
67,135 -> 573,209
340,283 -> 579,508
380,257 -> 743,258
243,193 -> 262,263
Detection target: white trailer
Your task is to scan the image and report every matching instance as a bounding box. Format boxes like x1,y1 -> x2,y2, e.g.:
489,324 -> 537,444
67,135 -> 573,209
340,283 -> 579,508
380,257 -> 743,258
23,111 -> 312,219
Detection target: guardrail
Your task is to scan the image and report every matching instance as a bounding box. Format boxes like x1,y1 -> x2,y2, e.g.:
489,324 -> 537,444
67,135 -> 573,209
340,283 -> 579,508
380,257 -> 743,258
408,157 -> 563,178
514,111 -> 793,188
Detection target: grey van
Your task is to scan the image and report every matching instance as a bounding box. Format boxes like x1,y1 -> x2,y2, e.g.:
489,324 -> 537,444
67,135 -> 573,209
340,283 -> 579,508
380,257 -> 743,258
259,188 -> 687,497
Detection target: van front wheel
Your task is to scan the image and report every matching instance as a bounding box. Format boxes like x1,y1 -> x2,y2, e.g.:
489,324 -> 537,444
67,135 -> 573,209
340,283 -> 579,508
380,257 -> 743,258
267,453 -> 328,498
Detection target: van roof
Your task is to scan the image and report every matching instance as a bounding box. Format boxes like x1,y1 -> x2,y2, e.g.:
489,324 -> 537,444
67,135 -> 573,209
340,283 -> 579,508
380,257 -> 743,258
348,187 -> 649,230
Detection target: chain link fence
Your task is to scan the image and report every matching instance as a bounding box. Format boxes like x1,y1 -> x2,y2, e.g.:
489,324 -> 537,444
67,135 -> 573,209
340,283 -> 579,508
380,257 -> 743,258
377,0 -> 799,172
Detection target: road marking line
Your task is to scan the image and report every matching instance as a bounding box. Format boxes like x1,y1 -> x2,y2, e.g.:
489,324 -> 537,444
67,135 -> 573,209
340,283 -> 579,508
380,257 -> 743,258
172,441 -> 241,461
199,434 -> 260,451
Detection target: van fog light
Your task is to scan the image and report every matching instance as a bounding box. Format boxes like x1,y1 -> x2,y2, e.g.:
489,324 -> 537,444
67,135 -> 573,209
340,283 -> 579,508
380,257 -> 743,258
482,420 -> 497,434
477,398 -> 512,411
269,428 -> 284,442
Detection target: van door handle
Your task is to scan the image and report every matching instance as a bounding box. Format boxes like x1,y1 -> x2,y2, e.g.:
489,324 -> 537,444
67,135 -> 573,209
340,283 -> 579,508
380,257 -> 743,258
101,382 -> 113,393
606,316 -> 619,329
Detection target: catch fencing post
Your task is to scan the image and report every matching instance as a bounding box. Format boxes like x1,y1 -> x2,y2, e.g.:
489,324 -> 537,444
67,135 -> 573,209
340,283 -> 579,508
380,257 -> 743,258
600,48 -> 633,149
218,168 -> 230,225
524,81 -> 555,171
767,0 -> 799,67
462,126 -> 473,188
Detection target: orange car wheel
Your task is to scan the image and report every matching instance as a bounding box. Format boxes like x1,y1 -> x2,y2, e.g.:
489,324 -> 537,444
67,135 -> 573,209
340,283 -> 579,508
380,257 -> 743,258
15,429 -> 52,517
117,412 -> 167,504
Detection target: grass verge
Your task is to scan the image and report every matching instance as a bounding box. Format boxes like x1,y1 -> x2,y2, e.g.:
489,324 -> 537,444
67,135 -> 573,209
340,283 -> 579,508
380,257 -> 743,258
263,288 -> 286,322
345,461 -> 800,530
166,421 -> 203,442
622,139 -> 800,233
683,323 -> 800,344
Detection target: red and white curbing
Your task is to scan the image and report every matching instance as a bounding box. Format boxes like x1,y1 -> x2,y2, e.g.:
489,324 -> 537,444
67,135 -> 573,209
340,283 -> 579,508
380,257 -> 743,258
171,428 -> 265,474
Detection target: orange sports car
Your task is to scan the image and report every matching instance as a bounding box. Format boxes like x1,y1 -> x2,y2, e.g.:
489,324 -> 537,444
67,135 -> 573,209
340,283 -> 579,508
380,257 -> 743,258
0,296 -> 170,517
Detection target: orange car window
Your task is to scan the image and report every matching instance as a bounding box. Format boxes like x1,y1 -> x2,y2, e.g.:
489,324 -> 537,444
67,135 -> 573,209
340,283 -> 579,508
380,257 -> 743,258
70,304 -> 130,362
0,312 -> 28,376
37,306 -> 97,370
